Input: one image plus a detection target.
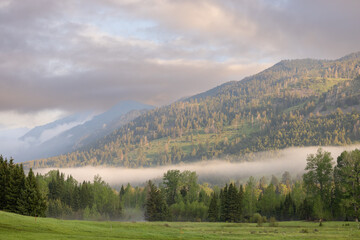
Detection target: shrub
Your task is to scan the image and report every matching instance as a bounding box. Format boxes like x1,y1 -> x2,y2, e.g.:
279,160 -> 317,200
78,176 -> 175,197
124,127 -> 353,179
251,213 -> 262,223
268,217 -> 279,227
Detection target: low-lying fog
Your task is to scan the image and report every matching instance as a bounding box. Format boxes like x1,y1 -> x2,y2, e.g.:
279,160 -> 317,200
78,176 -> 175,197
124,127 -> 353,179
34,145 -> 360,187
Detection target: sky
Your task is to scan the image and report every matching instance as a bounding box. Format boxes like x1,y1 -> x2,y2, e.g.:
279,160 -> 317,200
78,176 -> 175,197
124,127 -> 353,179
1,0 -> 360,129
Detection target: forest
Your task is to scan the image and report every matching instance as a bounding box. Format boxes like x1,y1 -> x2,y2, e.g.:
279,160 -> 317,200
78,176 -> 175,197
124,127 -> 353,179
24,53 -> 360,169
2,148 -> 360,223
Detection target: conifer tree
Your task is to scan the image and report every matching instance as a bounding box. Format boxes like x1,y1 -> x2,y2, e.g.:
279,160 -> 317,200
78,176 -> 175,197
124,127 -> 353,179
119,185 -> 125,201
207,192 -> 219,222
220,185 -> 229,221
145,181 -> 169,221
0,156 -> 8,210
12,164 -> 26,213
5,159 -> 25,213
18,169 -> 46,217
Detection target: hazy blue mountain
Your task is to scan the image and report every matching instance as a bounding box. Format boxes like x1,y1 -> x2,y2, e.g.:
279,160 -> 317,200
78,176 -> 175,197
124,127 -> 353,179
20,111 -> 94,143
16,101 -> 153,162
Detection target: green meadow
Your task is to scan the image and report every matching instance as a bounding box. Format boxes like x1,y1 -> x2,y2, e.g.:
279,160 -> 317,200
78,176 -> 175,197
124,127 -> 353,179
1,211 -> 360,240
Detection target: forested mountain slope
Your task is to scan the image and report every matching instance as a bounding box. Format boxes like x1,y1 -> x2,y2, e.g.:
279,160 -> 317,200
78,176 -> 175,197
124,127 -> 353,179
25,52 -> 360,168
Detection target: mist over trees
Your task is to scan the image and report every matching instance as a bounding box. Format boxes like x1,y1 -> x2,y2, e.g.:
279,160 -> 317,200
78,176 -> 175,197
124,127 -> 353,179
1,148 -> 360,222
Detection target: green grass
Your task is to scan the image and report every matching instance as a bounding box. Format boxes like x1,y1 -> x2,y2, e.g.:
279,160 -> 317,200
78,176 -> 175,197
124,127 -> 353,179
140,121 -> 260,163
1,211 -> 360,240
290,77 -> 350,94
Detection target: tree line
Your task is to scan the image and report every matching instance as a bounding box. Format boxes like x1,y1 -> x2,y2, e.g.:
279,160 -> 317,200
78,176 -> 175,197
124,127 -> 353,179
2,148 -> 360,222
145,149 -> 360,222
0,156 -> 46,217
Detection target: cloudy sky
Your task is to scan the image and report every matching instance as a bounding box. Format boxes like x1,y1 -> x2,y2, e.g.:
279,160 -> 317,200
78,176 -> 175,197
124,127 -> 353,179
1,0 -> 360,129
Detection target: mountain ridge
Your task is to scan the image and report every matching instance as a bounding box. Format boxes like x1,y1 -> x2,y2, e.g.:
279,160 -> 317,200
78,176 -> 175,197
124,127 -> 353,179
16,101 -> 153,162
24,52 -> 360,168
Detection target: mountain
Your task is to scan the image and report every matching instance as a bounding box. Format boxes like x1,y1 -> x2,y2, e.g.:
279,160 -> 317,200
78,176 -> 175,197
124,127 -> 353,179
25,52 -> 360,168
20,112 -> 93,144
18,101 -> 153,162
37,100 -> 154,152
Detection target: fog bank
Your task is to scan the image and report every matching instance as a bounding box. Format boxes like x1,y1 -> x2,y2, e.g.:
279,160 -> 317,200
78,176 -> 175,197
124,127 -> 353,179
34,145 -> 360,187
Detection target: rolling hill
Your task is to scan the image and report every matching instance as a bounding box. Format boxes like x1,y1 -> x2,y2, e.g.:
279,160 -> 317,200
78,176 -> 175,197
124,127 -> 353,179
24,52 -> 360,168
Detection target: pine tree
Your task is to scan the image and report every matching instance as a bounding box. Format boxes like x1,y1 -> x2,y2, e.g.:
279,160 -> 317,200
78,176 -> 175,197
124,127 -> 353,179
0,156 -> 8,210
145,181 -> 169,221
220,185 -> 229,221
18,169 -> 46,217
227,183 -> 237,222
13,164 -> 26,213
208,192 -> 219,222
119,185 -> 125,202
4,159 -> 24,213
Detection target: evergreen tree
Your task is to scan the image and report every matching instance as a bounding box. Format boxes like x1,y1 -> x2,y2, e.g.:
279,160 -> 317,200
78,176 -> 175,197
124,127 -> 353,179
207,192 -> 219,222
119,185 -> 125,202
220,185 -> 229,221
4,159 -> 18,212
145,181 -> 169,221
18,169 -> 46,217
13,164 -> 26,213
299,198 -> 313,220
279,193 -> 296,220
0,156 -> 7,210
227,183 -> 242,222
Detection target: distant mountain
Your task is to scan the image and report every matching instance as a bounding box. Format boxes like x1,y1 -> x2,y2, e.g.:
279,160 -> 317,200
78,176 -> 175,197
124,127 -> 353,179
25,52 -> 360,168
20,112 -> 94,144
0,127 -> 29,161
18,101 -> 153,162
37,101 -> 154,153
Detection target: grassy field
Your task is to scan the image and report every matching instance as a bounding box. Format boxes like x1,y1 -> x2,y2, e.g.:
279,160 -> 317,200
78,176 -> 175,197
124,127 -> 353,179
1,211 -> 360,240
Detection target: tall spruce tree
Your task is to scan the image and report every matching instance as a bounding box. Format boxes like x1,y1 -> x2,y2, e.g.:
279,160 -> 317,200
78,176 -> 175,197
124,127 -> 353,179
207,192 -> 219,222
227,183 -> 241,222
12,164 -> 26,213
119,185 -> 125,202
220,184 -> 229,221
145,181 -> 169,221
0,156 -> 8,210
18,169 -> 46,217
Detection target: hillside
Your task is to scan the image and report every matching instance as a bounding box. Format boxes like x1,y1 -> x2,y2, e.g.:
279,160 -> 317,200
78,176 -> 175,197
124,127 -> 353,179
25,52 -> 360,168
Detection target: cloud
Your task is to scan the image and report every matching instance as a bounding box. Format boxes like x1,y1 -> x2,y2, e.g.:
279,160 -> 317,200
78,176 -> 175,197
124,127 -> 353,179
0,110 -> 67,129
0,127 -> 30,158
37,120 -> 88,143
0,0 -> 359,128
33,145 -> 360,186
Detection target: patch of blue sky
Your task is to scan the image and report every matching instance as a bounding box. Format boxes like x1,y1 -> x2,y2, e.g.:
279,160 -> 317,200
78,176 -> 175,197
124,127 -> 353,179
94,17 -> 158,40
67,10 -> 163,43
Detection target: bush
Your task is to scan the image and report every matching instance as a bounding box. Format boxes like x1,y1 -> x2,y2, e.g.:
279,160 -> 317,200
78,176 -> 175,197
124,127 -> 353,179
251,213 -> 266,227
251,213 -> 262,223
268,217 -> 279,227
